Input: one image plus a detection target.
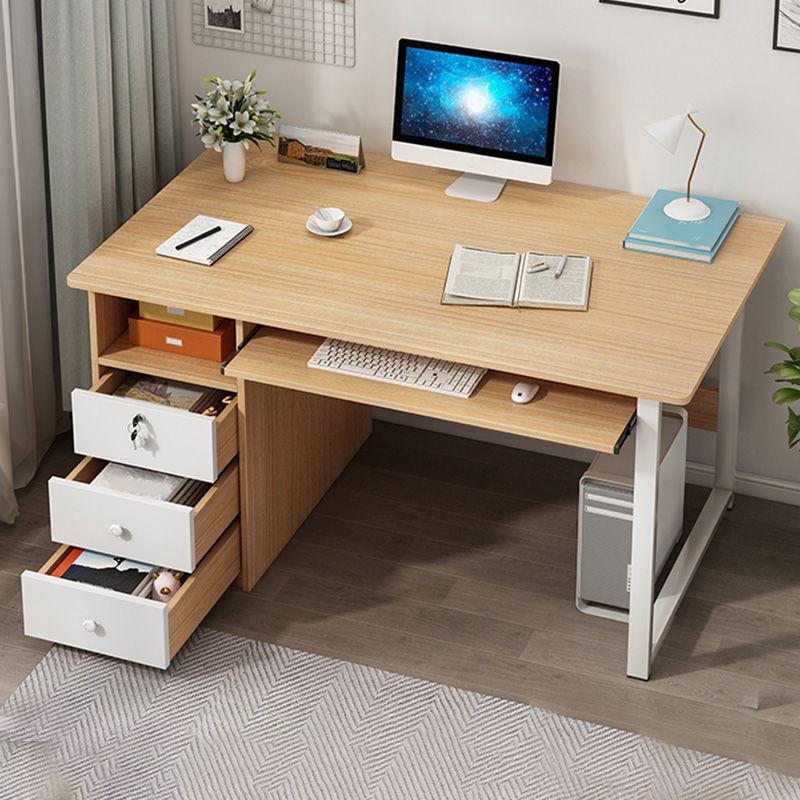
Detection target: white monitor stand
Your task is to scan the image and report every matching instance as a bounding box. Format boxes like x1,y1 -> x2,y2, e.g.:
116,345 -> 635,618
392,142 -> 554,205
445,173 -> 507,203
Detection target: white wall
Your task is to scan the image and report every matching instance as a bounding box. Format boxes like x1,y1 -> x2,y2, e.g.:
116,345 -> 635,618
174,1 -> 800,494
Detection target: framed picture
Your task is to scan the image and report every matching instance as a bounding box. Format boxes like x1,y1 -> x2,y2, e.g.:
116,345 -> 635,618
205,0 -> 244,34
774,0 -> 800,52
599,0 -> 720,18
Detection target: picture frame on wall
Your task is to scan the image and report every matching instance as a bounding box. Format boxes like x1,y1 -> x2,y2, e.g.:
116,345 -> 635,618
205,0 -> 245,34
774,0 -> 800,52
599,0 -> 720,18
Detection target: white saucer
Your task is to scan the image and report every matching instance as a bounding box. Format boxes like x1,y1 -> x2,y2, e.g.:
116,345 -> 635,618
306,215 -> 352,237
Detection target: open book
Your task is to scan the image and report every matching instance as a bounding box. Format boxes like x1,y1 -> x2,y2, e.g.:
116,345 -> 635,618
442,245 -> 592,311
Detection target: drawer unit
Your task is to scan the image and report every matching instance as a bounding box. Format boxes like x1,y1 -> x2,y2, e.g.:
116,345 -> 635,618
72,370 -> 237,482
21,522 -> 240,669
48,457 -> 239,572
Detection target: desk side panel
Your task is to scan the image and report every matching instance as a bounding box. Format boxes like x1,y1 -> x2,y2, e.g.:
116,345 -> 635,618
237,378 -> 372,591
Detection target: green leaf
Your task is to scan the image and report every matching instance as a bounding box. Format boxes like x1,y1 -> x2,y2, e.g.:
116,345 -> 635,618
789,306 -> 800,323
770,363 -> 800,380
788,408 -> 800,447
765,341 -> 793,353
772,387 -> 800,405
788,288 -> 800,306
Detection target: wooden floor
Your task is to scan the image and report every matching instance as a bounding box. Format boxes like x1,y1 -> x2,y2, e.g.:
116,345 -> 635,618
3,423 -> 800,776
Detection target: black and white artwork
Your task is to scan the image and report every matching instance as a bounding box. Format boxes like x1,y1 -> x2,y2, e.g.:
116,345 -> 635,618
600,0 -> 719,18
205,0 -> 244,33
774,0 -> 800,52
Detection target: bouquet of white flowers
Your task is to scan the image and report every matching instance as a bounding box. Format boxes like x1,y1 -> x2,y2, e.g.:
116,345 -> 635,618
192,70 -> 280,152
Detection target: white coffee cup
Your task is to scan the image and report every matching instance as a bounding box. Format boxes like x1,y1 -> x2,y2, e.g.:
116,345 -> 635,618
314,207 -> 345,232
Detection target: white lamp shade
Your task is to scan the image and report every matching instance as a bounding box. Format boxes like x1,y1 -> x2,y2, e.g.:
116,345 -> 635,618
644,105 -> 698,154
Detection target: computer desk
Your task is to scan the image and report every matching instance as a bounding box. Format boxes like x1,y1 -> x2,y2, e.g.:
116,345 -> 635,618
67,149 -> 785,680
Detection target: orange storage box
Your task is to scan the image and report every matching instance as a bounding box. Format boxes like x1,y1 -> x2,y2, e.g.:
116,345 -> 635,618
128,316 -> 236,363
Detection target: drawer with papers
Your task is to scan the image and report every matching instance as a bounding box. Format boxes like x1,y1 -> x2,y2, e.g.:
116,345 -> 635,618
48,457 -> 239,573
71,370 -> 238,482
21,522 -> 240,670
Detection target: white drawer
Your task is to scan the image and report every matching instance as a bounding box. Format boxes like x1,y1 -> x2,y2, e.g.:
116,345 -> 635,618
71,371 -> 237,482
48,457 -> 239,572
22,523 -> 240,669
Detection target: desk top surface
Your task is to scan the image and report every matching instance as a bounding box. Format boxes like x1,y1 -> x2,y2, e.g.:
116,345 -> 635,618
68,150 -> 785,404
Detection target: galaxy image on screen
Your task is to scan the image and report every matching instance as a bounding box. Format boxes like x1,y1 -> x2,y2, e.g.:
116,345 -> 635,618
399,47 -> 554,159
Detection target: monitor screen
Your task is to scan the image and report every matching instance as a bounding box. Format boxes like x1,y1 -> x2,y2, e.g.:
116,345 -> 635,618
393,40 -> 560,166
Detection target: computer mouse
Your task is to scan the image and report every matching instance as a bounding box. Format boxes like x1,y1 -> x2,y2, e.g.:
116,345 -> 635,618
511,382 -> 540,404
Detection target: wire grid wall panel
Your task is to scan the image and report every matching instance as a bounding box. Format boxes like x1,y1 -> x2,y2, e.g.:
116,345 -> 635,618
192,0 -> 355,67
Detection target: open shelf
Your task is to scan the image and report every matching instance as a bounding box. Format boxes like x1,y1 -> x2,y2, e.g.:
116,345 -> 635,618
98,331 -> 237,391
224,328 -> 637,454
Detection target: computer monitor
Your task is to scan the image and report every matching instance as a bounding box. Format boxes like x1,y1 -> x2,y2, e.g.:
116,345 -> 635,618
392,39 -> 560,202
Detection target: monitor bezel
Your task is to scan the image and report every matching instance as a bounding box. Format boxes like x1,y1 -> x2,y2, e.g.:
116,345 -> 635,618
392,39 -> 561,168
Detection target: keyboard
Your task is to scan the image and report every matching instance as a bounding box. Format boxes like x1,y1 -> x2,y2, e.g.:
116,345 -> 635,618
307,338 -> 486,399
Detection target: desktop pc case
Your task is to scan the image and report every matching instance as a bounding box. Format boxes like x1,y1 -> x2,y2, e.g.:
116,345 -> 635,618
576,408 -> 687,621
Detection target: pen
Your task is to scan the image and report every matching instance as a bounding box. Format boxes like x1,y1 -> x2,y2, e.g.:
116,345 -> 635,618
526,261 -> 548,274
554,255 -> 567,279
175,225 -> 222,251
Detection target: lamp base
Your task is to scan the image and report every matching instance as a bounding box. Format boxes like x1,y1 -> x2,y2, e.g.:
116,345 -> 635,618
663,196 -> 711,222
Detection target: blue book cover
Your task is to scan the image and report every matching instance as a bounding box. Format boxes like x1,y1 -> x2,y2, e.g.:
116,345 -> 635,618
628,190 -> 739,251
624,211 -> 739,263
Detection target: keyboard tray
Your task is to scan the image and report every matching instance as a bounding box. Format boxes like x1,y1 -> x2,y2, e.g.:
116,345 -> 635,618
224,328 -> 636,454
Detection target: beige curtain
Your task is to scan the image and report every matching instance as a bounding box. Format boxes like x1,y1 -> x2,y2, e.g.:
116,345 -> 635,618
41,0 -> 182,405
0,0 -> 60,523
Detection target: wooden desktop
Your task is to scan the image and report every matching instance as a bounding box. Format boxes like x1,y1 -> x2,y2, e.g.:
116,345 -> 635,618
65,149 -> 785,679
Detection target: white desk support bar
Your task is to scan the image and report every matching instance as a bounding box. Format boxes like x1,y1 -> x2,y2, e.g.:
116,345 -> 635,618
627,397 -> 662,679
627,313 -> 743,680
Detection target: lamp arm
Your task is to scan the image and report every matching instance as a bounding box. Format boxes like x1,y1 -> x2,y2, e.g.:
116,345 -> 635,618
685,113 -> 706,203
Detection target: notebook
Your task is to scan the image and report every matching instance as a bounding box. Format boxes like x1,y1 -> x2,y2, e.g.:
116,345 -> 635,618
156,214 -> 253,266
442,245 -> 592,311
627,190 -> 739,251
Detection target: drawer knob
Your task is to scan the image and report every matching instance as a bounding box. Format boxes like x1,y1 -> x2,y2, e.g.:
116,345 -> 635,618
82,619 -> 97,633
109,523 -> 124,537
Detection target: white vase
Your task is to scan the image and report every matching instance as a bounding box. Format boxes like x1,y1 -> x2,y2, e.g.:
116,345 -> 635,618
222,141 -> 246,183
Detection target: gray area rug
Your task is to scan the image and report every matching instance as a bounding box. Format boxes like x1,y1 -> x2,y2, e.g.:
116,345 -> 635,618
1,628 -> 798,800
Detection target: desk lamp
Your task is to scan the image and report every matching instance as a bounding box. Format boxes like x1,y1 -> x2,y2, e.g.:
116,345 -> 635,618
645,105 -> 710,222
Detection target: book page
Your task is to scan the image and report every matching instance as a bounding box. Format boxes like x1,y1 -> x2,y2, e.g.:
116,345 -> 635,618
444,246 -> 520,303
518,253 -> 591,310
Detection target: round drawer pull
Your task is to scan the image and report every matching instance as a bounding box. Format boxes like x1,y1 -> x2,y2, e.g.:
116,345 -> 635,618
109,524 -> 124,537
82,619 -> 97,633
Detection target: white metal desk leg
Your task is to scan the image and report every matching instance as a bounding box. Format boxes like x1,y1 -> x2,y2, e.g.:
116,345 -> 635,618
627,398 -> 662,680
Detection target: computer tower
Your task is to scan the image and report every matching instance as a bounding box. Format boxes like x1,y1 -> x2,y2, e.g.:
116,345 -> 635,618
576,408 -> 687,620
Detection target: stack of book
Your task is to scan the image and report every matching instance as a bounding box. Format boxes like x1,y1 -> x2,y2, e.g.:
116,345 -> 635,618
114,374 -> 234,417
52,548 -> 154,597
91,462 -> 209,508
624,190 -> 739,264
